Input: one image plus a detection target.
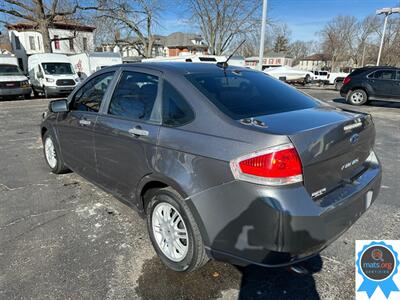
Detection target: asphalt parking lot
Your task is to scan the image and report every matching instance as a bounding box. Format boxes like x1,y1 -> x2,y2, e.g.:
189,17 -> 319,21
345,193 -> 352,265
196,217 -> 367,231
0,88 -> 399,300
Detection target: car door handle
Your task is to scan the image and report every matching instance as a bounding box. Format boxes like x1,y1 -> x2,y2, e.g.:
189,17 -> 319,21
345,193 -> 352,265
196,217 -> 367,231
128,126 -> 149,137
79,119 -> 91,126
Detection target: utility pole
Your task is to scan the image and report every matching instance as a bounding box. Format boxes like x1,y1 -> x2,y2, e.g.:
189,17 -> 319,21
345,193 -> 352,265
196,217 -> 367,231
258,0 -> 268,71
376,7 -> 400,66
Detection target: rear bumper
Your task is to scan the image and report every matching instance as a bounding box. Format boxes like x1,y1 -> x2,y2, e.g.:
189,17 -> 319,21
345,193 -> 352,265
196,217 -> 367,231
0,87 -> 31,97
340,86 -> 351,98
188,159 -> 382,267
45,85 -> 75,95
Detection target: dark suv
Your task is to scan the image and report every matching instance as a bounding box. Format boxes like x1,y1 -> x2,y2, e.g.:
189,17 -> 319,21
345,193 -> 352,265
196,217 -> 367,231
340,66 -> 400,105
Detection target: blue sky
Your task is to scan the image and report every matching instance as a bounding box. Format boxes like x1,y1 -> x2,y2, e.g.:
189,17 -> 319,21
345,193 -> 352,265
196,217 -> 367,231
159,0 -> 400,41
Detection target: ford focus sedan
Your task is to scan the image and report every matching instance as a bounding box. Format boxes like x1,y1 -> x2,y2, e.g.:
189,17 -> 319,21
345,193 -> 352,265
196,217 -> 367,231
41,63 -> 382,272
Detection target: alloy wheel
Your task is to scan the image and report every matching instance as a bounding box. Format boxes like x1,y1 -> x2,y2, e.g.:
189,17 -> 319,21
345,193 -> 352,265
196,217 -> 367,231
152,202 -> 189,262
44,137 -> 57,168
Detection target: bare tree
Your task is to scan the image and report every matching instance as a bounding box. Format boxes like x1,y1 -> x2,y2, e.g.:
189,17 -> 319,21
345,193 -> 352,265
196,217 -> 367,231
185,0 -> 262,55
287,40 -> 317,65
375,17 -> 400,66
319,16 -> 359,71
85,0 -> 160,58
0,0 -> 91,52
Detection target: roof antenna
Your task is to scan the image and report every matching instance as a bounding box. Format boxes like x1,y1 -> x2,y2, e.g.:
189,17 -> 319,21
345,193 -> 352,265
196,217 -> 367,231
217,40 -> 246,69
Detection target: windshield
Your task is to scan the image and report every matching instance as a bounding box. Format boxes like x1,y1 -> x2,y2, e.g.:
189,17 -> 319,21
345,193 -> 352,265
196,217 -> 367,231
42,62 -> 74,75
0,64 -> 23,76
186,70 -> 318,120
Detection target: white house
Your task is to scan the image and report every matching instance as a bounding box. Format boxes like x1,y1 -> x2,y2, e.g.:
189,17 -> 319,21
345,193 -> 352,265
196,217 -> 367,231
7,20 -> 95,73
296,54 -> 331,71
100,32 -> 208,60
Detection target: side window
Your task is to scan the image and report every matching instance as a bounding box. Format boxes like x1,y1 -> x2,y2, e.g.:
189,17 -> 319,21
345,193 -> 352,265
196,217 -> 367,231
373,70 -> 395,80
162,81 -> 194,126
71,71 -> 115,112
397,71 -> 400,81
108,71 -> 159,121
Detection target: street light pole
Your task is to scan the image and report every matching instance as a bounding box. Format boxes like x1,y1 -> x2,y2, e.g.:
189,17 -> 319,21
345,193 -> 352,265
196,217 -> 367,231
376,13 -> 389,66
258,0 -> 268,71
376,7 -> 399,66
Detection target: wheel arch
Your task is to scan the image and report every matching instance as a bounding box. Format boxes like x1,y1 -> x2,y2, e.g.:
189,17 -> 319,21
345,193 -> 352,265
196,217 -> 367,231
41,126 -> 48,138
137,174 -> 189,213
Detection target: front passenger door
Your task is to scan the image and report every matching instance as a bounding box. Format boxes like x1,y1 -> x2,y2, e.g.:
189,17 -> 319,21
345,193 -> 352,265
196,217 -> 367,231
57,71 -> 115,179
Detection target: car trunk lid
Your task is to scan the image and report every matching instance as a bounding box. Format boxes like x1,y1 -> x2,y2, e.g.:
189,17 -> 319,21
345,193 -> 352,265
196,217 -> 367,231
241,106 -> 375,197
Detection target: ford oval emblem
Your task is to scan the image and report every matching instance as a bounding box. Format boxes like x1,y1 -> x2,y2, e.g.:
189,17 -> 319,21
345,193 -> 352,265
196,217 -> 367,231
350,133 -> 360,144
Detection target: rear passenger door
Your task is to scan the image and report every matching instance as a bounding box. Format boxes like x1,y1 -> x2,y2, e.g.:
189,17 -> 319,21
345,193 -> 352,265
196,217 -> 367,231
368,69 -> 396,98
94,68 -> 162,203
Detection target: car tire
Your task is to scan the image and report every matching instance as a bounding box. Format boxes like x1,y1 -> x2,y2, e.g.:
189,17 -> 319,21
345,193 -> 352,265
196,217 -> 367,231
347,89 -> 368,106
44,87 -> 49,99
304,74 -> 311,84
33,88 -> 40,98
42,131 -> 69,174
146,187 -> 209,272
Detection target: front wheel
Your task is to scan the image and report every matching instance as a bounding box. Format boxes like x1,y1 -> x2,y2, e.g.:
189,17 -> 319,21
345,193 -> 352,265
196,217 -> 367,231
347,89 -> 367,106
146,187 -> 209,272
42,131 -> 69,174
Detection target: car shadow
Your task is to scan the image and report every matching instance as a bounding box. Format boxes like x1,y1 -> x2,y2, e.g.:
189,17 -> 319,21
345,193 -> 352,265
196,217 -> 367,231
332,97 -> 400,108
236,255 -> 322,300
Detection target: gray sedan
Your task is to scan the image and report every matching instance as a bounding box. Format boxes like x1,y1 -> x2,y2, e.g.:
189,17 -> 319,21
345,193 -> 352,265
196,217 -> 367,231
40,62 -> 382,272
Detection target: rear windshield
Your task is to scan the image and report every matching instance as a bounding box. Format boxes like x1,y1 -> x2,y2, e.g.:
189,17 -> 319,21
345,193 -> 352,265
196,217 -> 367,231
186,70 -> 318,119
349,68 -> 368,77
42,62 -> 74,75
0,64 -> 23,76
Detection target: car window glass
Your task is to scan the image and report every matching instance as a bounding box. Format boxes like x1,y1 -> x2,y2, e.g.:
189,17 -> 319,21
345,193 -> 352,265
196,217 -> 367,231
162,81 -> 194,126
397,71 -> 400,81
186,70 -> 317,120
71,71 -> 115,112
373,70 -> 395,80
108,71 -> 159,121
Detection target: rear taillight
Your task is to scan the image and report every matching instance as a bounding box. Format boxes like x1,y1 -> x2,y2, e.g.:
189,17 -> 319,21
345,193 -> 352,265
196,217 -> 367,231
230,143 -> 303,186
343,76 -> 351,85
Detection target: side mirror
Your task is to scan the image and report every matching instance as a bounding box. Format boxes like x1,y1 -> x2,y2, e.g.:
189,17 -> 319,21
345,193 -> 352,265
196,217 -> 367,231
49,99 -> 69,113
37,72 -> 43,79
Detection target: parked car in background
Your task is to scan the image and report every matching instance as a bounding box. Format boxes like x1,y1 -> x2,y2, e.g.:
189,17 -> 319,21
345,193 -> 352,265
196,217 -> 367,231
28,54 -> 80,98
340,66 -> 400,105
264,66 -> 313,84
311,70 -> 329,83
0,54 -> 31,99
143,54 -> 227,64
41,62 -> 381,273
70,52 -> 122,80
327,71 -> 349,90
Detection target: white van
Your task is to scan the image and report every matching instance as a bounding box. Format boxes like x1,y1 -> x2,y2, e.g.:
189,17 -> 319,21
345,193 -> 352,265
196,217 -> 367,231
28,54 -> 80,98
0,54 -> 31,99
70,52 -> 122,80
142,54 -> 227,64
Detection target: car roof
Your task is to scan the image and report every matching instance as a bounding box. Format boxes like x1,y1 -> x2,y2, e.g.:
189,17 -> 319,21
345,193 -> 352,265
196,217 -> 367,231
114,62 -> 252,75
357,66 -> 398,71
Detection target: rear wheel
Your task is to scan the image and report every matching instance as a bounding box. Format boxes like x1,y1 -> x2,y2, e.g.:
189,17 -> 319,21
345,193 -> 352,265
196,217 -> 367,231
33,88 -> 40,98
42,131 -> 69,174
347,89 -> 367,106
146,187 -> 208,272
